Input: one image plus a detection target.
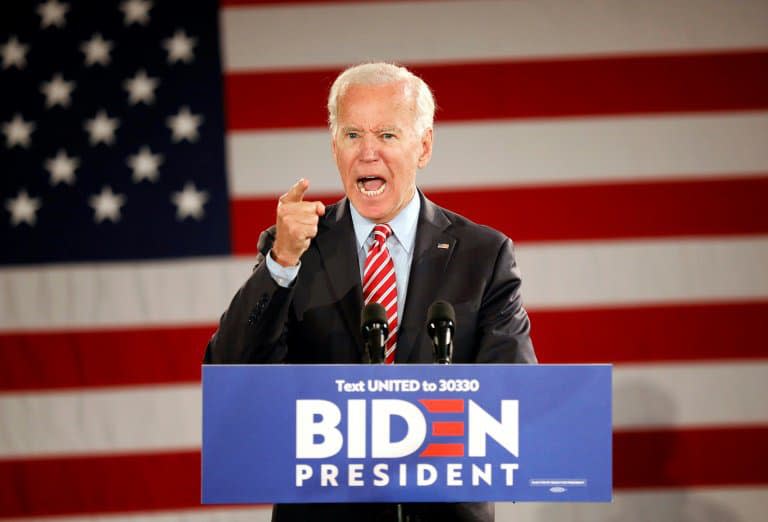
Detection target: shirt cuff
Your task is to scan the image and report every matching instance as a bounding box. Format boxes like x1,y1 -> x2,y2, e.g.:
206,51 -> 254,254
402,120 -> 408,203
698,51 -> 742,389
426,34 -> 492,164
265,249 -> 300,288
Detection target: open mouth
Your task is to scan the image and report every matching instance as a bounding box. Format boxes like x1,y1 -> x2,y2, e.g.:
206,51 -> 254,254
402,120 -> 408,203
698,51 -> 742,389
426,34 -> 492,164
356,176 -> 386,197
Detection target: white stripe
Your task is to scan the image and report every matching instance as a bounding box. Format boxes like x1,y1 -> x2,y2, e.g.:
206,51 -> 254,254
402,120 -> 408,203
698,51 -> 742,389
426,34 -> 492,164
0,257 -> 255,331
2,237 -> 767,331
376,277 -> 397,304
228,112 -> 768,196
388,324 -> 399,338
498,487 -> 768,522
0,506 -> 272,522
221,0 -> 768,71
362,251 -> 388,288
1,362 -> 765,458
364,267 -> 396,304
613,362 -> 768,429
0,384 -> 200,458
383,295 -> 397,313
516,236 -> 768,309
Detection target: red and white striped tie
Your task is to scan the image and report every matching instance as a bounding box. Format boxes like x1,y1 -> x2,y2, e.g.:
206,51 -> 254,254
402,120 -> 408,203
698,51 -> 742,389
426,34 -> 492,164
363,224 -> 398,364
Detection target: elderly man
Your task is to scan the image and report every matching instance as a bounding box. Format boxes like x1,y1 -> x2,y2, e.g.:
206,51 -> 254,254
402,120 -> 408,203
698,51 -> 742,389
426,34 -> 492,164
204,62 -> 536,522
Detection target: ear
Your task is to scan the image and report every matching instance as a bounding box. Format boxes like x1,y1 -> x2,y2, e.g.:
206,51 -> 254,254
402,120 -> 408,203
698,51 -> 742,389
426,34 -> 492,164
417,128 -> 433,169
331,133 -> 338,160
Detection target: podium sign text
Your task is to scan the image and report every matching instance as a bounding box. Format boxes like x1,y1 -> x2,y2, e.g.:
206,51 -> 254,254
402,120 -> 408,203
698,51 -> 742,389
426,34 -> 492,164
202,364 -> 611,503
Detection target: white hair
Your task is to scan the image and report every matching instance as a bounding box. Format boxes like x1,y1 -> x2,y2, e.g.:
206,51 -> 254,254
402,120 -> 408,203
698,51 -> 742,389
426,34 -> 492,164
327,62 -> 435,136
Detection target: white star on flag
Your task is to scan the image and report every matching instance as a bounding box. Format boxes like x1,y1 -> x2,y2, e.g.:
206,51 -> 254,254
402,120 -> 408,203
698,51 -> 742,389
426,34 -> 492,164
40,73 -> 75,108
123,70 -> 159,105
84,110 -> 120,146
163,30 -> 196,64
120,0 -> 152,26
37,0 -> 69,29
166,106 -> 202,143
2,114 -> 35,148
127,146 -> 163,182
81,34 -> 113,67
171,182 -> 208,220
45,149 -> 79,186
89,186 -> 125,223
5,189 -> 42,227
1,36 -> 29,70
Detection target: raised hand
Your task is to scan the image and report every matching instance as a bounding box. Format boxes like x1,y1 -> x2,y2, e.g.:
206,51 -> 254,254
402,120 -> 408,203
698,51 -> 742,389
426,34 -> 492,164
271,178 -> 326,267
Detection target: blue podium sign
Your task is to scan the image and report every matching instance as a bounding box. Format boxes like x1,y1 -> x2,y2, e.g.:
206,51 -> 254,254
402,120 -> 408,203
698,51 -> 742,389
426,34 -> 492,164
202,364 -> 611,503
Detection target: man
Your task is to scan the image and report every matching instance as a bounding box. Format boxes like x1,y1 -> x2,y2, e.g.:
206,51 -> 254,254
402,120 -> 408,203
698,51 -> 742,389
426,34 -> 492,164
204,62 -> 536,521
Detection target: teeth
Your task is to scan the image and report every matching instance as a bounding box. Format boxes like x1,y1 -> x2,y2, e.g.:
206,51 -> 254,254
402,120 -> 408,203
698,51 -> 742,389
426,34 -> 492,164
356,179 -> 386,197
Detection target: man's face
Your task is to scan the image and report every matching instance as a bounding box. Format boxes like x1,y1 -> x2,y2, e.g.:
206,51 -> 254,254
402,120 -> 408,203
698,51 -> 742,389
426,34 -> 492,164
332,81 -> 432,223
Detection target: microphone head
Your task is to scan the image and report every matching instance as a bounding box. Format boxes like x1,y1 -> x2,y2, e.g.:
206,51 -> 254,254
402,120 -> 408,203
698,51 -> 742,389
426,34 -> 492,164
361,303 -> 389,337
427,300 -> 456,334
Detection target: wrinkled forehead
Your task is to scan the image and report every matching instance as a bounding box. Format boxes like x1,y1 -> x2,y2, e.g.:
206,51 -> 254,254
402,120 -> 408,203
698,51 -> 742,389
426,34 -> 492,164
336,81 -> 418,126
338,78 -> 414,98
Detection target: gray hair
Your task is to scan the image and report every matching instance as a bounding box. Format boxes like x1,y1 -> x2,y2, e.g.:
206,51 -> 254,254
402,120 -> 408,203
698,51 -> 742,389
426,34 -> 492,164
327,62 -> 435,137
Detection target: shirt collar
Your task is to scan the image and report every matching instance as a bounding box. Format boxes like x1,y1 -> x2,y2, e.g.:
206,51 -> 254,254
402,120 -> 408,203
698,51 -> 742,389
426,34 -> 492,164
350,191 -> 420,254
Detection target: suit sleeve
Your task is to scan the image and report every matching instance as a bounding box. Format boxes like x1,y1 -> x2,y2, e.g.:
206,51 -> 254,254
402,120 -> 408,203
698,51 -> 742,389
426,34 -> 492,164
203,227 -> 294,364
474,237 -> 537,364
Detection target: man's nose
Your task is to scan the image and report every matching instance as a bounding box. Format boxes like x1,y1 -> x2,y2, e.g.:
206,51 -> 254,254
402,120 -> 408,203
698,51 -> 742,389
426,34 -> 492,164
359,135 -> 379,161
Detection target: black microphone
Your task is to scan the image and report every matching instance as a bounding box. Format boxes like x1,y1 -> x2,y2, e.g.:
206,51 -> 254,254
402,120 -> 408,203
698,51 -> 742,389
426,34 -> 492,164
427,300 -> 455,364
361,303 -> 389,364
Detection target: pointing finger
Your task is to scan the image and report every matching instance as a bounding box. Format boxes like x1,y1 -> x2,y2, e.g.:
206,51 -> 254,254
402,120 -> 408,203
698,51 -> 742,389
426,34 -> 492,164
280,178 -> 309,204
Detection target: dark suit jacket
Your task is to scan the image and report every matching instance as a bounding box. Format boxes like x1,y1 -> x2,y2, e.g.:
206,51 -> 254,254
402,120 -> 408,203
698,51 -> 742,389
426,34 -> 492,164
204,191 -> 536,521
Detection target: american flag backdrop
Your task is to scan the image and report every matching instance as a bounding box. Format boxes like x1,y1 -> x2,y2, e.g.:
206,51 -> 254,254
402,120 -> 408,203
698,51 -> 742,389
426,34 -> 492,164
1,0 -> 767,520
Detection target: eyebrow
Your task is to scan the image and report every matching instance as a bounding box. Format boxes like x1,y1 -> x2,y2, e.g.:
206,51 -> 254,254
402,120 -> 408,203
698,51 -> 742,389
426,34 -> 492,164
340,126 -> 402,133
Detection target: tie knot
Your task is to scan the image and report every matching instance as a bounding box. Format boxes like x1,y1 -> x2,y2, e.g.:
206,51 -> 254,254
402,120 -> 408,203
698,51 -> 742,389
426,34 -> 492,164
372,224 -> 393,245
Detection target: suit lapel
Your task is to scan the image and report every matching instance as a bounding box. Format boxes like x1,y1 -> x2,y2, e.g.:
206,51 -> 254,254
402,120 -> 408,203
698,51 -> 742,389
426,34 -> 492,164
396,193 -> 456,363
314,199 -> 369,362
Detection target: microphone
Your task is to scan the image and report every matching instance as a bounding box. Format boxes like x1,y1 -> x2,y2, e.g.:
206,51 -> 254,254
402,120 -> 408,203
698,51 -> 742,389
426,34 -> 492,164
427,300 -> 455,364
361,303 -> 389,364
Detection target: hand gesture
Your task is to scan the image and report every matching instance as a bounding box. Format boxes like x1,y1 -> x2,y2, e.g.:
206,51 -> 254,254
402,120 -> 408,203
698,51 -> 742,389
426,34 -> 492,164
271,179 -> 325,267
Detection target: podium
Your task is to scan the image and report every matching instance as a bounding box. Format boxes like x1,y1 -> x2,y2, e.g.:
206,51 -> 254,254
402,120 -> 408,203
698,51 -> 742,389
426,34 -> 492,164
202,364 -> 612,503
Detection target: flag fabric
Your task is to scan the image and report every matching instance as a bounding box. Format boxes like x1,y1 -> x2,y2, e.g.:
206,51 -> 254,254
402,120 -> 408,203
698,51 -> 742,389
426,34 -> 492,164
1,0 -> 767,520
1,0 -> 229,264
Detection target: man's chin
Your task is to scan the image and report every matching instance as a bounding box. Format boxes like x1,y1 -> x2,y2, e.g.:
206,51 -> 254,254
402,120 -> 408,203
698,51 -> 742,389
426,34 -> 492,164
350,197 -> 391,223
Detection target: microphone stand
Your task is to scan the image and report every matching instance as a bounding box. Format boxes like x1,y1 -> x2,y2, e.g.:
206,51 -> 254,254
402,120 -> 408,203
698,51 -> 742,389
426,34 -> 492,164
361,304 -> 403,520
428,301 -> 455,366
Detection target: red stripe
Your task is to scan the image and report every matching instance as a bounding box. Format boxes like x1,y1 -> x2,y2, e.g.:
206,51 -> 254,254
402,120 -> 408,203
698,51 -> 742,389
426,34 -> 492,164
426,176 -> 768,243
362,254 -> 390,289
366,272 -> 397,305
2,301 -> 765,391
419,399 -> 465,413
0,451 -> 200,517
530,300 -> 768,364
230,176 -> 768,253
432,421 -> 465,437
230,193 -> 332,254
614,426 -> 768,488
1,427 -> 765,516
0,326 -> 212,391
420,443 -> 465,457
225,51 -> 768,130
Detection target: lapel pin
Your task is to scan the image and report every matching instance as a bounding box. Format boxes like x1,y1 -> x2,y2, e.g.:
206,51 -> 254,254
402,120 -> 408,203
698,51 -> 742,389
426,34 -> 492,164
437,242 -> 450,249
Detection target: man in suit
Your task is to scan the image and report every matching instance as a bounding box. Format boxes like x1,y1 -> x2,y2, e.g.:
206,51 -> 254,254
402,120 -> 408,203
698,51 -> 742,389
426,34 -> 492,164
204,62 -> 536,521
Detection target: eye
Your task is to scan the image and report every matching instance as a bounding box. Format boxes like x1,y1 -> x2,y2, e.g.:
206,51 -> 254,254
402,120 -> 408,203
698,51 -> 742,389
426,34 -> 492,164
346,131 -> 359,139
381,133 -> 396,140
